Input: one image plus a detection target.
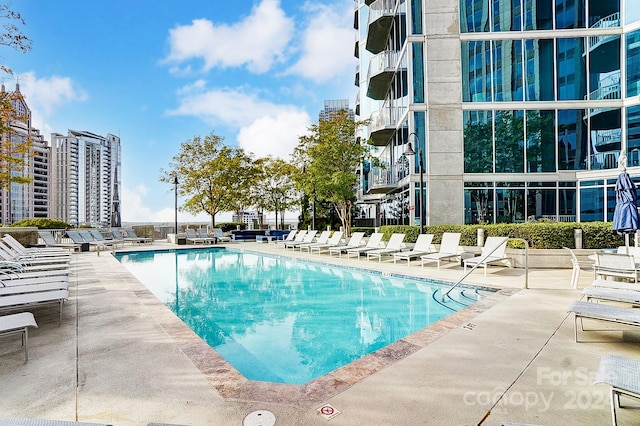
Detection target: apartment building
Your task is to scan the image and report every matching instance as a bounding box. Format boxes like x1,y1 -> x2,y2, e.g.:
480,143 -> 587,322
0,83 -> 49,224
355,0 -> 640,225
50,130 -> 122,228
319,99 -> 355,122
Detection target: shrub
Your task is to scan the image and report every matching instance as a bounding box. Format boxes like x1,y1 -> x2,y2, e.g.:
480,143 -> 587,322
378,222 -> 625,249
9,218 -> 71,229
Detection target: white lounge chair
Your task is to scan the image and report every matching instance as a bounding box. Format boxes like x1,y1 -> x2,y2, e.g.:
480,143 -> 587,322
568,300 -> 640,342
277,230 -> 304,249
285,230 -> 317,250
367,233 -> 406,262
0,246 -> 70,271
185,228 -> 209,244
581,286 -> 640,305
0,289 -> 69,325
345,233 -> 384,260
328,232 -> 365,257
0,312 -> 37,362
0,281 -> 69,295
309,231 -> 344,254
563,247 -> 594,289
594,253 -> 640,283
463,236 -> 510,276
0,236 -> 70,263
3,234 -> 71,258
38,230 -> 82,252
299,230 -> 331,252
124,228 -> 153,244
420,232 -> 461,270
591,279 -> 640,292
393,234 -> 434,265
212,228 -> 231,243
594,354 -> 640,426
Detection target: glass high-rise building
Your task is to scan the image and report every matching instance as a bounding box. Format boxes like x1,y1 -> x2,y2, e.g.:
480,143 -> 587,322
355,0 -> 640,225
50,130 -> 121,228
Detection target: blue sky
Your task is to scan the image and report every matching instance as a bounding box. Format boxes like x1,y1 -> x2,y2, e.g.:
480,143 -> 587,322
3,0 -> 356,223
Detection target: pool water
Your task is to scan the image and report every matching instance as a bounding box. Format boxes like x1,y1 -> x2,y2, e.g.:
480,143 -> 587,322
115,248 -> 490,384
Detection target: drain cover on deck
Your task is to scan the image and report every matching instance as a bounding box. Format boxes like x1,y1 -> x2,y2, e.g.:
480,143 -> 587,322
243,410 -> 276,426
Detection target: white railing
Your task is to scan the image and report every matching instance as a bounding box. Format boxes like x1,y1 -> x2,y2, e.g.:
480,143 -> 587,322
590,12 -> 620,29
367,50 -> 399,80
587,82 -> 620,101
368,0 -> 396,24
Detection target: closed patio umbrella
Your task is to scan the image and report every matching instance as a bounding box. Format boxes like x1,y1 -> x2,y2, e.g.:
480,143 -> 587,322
612,169 -> 640,254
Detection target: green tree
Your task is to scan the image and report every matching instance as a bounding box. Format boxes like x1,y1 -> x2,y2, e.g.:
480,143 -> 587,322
252,157 -> 298,229
0,3 -> 33,190
161,132 -> 254,228
293,110 -> 370,236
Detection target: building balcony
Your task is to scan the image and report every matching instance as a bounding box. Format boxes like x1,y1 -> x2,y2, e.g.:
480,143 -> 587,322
365,0 -> 396,54
368,108 -> 397,146
366,165 -> 397,194
355,63 -> 360,87
366,50 -> 401,100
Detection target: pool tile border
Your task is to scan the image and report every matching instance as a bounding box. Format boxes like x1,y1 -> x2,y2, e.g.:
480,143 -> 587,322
130,268 -> 517,407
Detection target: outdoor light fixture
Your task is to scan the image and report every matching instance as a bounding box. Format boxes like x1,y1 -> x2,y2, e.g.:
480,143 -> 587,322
404,132 -> 425,234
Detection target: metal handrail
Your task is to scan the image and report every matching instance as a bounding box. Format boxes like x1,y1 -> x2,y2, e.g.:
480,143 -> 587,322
442,237 -> 529,300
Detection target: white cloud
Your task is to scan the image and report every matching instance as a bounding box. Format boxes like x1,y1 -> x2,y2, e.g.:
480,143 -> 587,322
17,71 -> 88,134
121,184 -> 230,225
163,0 -> 293,74
285,2 -> 355,83
237,110 -> 311,159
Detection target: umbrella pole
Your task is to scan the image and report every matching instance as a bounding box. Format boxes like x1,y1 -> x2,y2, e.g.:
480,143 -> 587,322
626,234 -> 630,255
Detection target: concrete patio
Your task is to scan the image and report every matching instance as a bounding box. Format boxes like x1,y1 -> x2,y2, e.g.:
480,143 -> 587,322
1,241 -> 639,425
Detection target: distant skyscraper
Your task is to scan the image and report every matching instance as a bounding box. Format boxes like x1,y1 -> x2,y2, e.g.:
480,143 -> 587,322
319,99 -> 354,122
0,83 -> 49,224
50,130 -> 121,227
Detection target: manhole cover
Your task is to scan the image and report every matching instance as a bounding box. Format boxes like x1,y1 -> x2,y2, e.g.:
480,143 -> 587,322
243,410 -> 276,426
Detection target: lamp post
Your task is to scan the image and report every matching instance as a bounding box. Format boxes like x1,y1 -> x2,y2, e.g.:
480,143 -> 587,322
404,132 -> 425,234
173,175 -> 179,234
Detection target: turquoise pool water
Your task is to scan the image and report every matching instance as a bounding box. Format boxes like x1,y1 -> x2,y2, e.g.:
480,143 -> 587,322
115,248 -> 490,384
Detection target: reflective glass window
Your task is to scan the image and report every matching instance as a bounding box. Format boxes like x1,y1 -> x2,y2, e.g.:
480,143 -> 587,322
462,41 -> 492,102
412,43 -> 424,103
558,184 -> 576,221
589,108 -> 621,170
627,105 -> 640,167
558,109 -> 587,170
411,0 -> 423,34
493,40 -> 523,101
556,38 -> 586,100
495,110 -> 524,173
527,187 -> 556,220
627,1 -> 640,24
464,188 -> 494,224
587,36 -> 620,101
464,111 -> 494,173
580,186 -> 604,221
496,188 -> 525,222
524,0 -> 552,30
626,30 -> 640,97
526,110 -> 555,172
555,0 -> 585,29
461,0 -> 489,32
588,0 -> 619,28
525,39 -> 554,101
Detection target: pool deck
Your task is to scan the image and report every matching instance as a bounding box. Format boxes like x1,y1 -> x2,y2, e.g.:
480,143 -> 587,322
1,240 -> 639,425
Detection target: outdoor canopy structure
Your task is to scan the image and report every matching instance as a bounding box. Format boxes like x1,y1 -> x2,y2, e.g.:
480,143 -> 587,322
612,154 -> 640,253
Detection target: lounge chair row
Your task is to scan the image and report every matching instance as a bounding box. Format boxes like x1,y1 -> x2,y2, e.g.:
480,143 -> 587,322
567,278 -> 640,424
0,234 -> 74,362
274,230 -> 513,274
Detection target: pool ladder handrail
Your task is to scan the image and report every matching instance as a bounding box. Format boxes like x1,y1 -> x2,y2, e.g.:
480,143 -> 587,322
442,238 -> 529,301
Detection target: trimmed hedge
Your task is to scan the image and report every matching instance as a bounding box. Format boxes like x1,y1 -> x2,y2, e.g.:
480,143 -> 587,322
9,218 -> 72,229
378,222 -> 625,249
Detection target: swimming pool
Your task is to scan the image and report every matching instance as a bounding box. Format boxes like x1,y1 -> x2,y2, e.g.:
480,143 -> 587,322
115,247 -> 491,384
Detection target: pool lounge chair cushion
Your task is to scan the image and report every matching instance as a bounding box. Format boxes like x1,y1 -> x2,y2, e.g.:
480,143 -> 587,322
594,354 -> 640,426
0,312 -> 37,362
568,300 -> 640,342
